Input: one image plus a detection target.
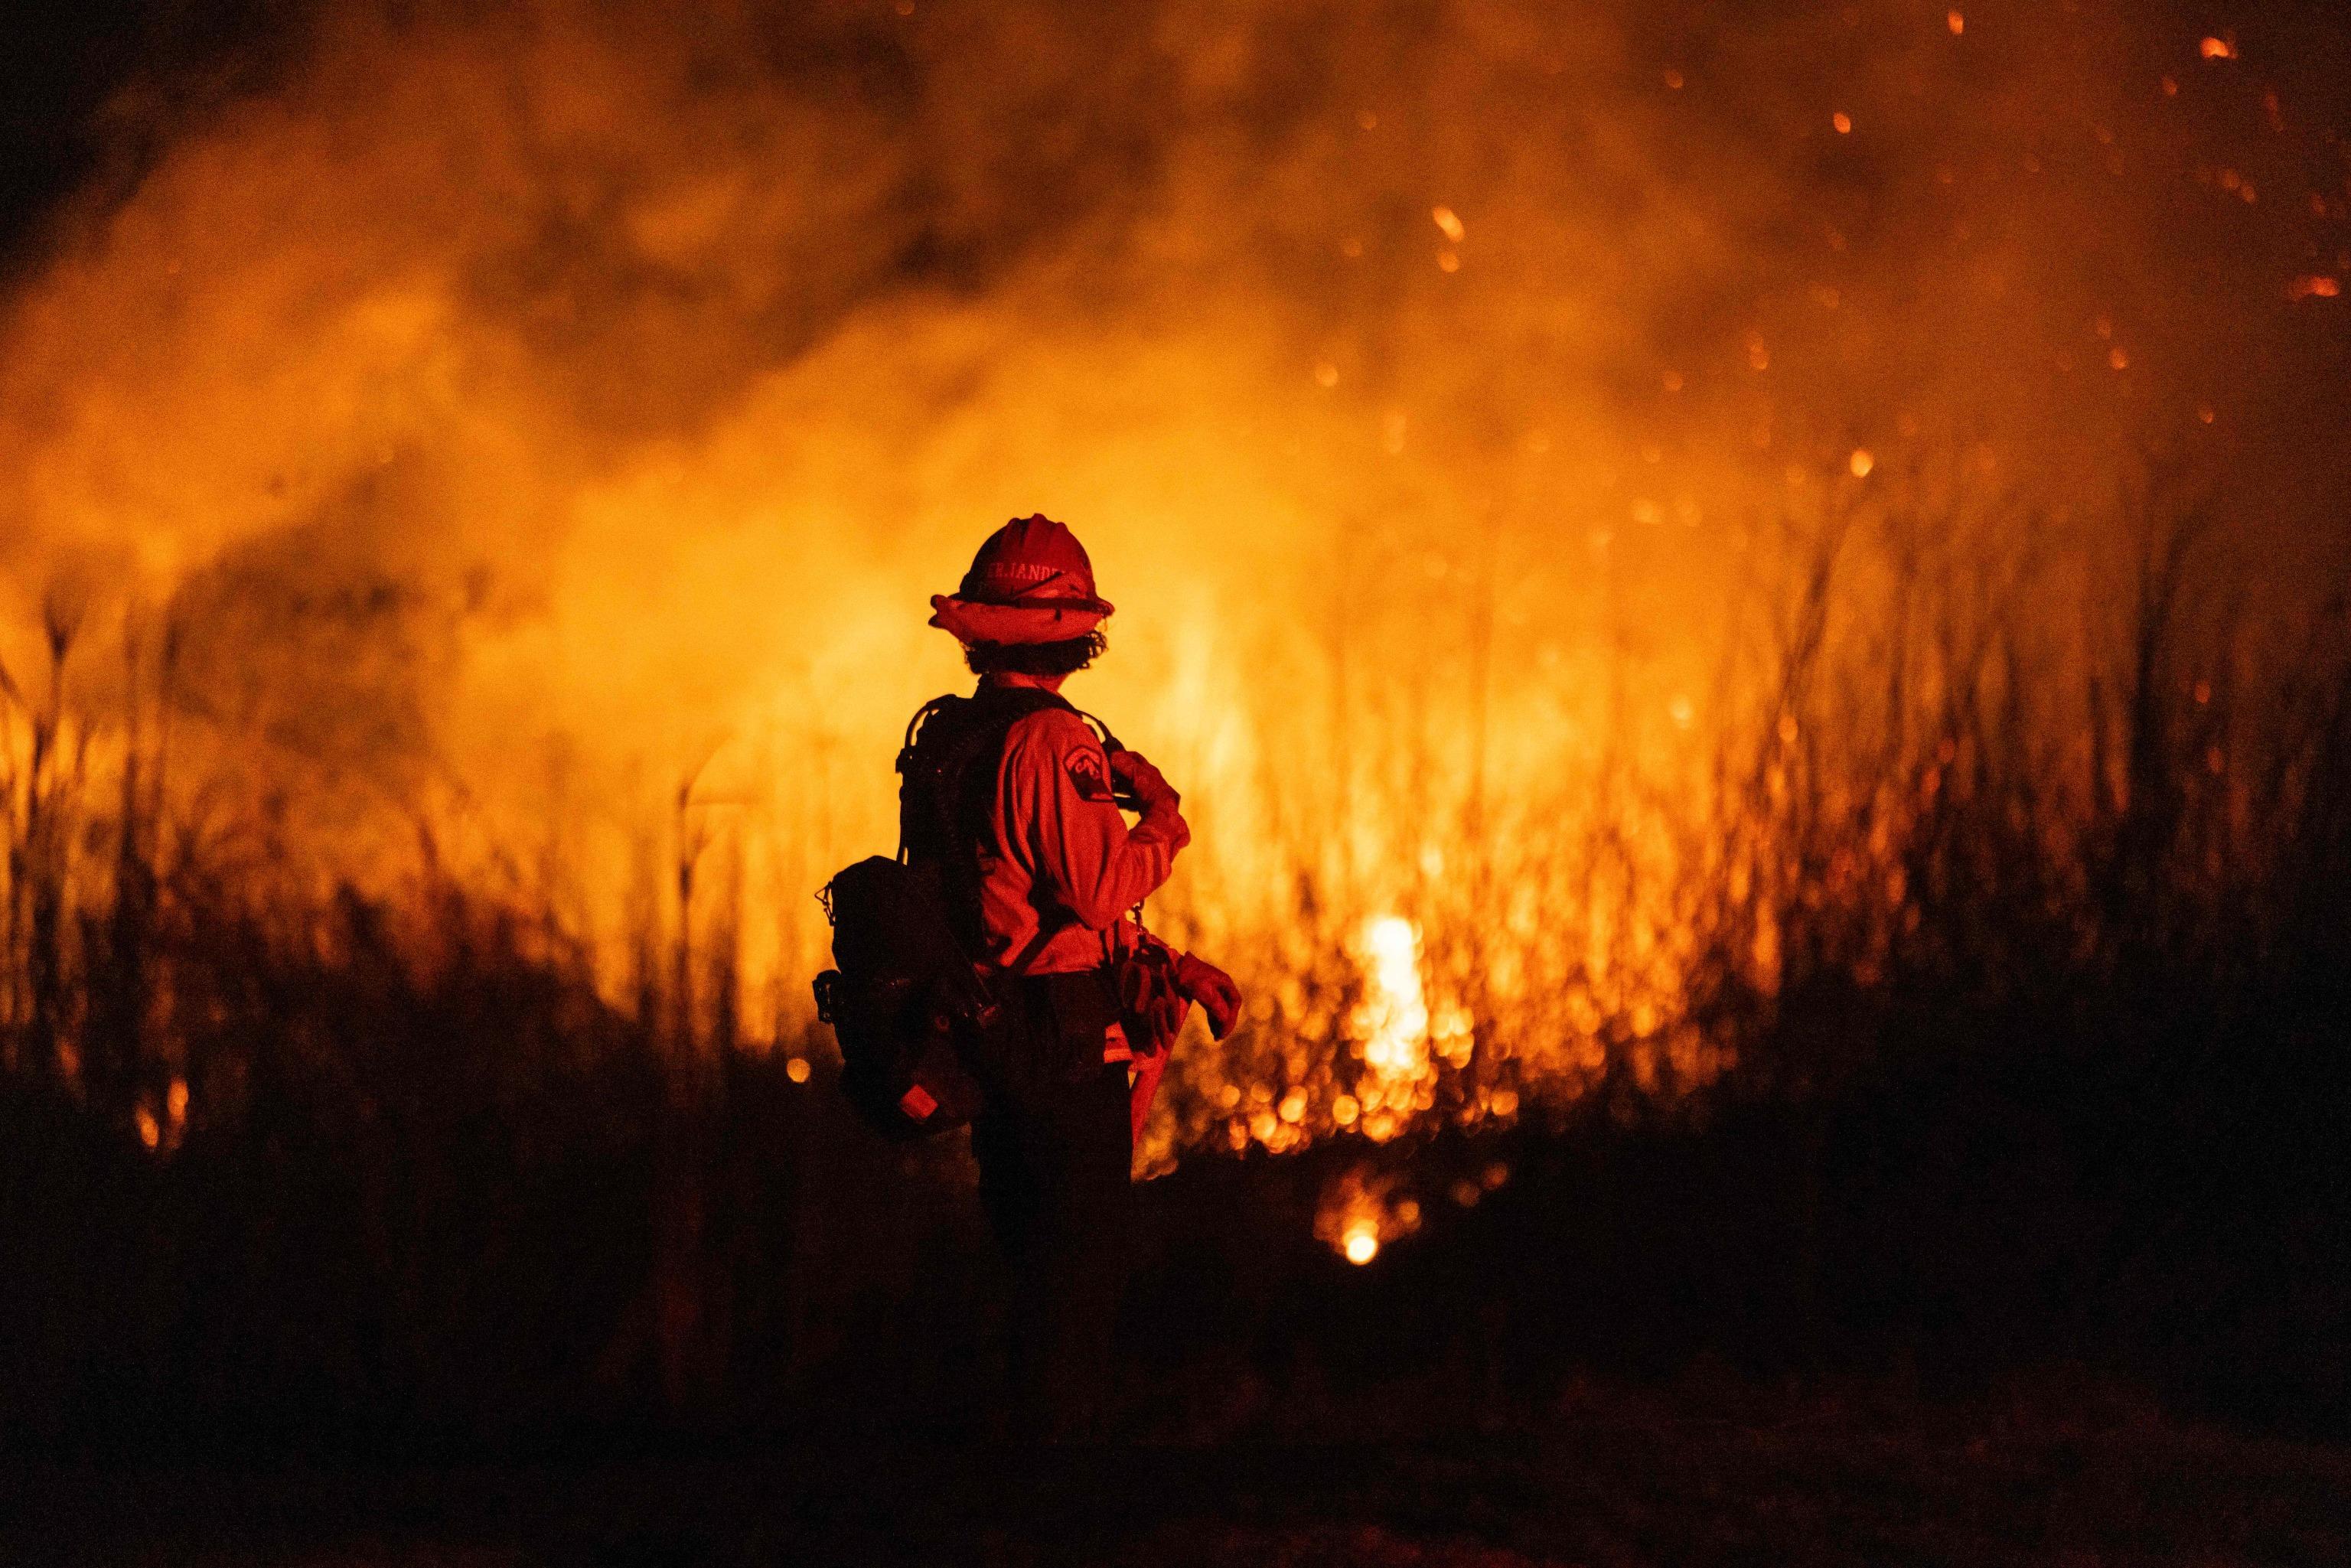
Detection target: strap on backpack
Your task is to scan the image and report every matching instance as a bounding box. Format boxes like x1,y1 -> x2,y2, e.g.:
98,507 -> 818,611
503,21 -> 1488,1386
895,689 -> 1090,973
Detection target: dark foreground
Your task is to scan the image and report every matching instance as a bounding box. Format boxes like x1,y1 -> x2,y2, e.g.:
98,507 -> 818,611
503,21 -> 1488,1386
8,1386 -> 2347,1567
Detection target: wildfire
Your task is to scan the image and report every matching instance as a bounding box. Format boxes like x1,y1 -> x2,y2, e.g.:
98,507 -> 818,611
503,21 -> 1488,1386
0,0 -> 2340,1175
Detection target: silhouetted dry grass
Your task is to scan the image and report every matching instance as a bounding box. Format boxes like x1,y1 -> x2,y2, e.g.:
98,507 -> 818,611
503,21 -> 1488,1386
1,468 -> 2347,1462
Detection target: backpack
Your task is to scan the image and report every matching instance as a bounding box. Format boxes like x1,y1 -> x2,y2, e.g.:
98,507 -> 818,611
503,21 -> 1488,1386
812,687 -> 1073,1139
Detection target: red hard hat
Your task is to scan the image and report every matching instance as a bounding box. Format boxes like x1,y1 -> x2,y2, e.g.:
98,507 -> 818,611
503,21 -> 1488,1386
928,514 -> 1114,645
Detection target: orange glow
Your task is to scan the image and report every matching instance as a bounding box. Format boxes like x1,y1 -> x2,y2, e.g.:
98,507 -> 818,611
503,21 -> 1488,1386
2200,37 -> 2235,60
0,1 -> 2339,1176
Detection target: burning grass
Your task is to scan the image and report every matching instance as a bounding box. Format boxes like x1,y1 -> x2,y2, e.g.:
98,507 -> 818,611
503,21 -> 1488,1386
0,0 -> 2347,1455
2,459 -> 2349,1444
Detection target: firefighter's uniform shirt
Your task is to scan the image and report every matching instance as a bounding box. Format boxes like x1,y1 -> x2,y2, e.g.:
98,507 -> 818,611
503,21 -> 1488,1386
975,706 -> 1189,980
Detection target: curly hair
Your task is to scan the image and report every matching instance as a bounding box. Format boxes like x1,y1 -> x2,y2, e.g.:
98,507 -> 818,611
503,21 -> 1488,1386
962,629 -> 1108,678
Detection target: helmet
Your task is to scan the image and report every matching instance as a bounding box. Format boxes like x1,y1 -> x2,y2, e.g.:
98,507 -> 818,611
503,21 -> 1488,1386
928,513 -> 1114,645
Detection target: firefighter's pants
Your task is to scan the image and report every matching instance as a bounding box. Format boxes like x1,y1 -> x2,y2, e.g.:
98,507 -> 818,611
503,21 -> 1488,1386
970,972 -> 1134,1442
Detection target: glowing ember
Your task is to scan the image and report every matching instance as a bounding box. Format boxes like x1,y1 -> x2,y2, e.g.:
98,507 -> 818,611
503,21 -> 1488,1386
1316,1165 -> 1422,1263
1848,448 -> 1874,478
1431,205 -> 1465,243
1947,11 -> 1964,36
1832,112 -> 1853,134
785,1057 -> 811,1084
2200,37 -> 2235,60
2289,275 -> 2342,301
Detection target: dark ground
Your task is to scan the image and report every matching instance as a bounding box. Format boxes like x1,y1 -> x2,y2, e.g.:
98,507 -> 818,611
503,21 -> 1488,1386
8,1064 -> 2350,1566
5,1383 -> 2348,1566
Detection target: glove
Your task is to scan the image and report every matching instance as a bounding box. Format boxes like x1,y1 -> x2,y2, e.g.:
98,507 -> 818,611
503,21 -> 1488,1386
1108,748 -> 1179,813
1174,952 -> 1242,1039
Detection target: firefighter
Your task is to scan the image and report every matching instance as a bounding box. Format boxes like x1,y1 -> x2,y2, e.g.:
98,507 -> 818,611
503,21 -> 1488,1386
919,513 -> 1240,1442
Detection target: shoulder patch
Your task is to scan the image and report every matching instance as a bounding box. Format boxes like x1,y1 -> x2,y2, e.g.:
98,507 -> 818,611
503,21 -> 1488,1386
1065,745 -> 1116,803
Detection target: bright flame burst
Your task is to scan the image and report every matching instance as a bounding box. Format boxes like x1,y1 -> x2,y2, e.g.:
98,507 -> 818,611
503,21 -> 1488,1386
1356,916 -> 1430,1083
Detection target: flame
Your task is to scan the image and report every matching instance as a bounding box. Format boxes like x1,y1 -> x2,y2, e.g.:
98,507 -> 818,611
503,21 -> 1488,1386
0,0 -> 2340,1170
1347,917 -> 1433,1143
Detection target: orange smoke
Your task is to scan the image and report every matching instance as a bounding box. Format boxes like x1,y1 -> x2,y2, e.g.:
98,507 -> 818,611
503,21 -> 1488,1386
0,1 -> 2344,1165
